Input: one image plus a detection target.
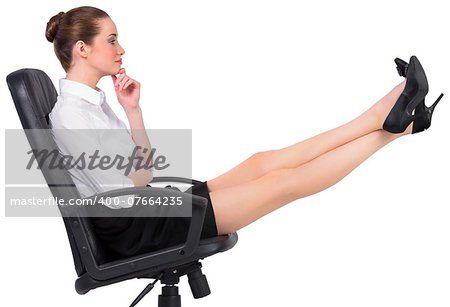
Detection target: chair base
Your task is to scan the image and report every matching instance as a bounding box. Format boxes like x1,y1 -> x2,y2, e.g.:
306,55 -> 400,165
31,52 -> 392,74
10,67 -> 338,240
130,261 -> 211,306
158,285 -> 181,307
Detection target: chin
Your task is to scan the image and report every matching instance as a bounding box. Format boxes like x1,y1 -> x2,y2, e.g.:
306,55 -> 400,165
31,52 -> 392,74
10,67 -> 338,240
102,68 -> 121,76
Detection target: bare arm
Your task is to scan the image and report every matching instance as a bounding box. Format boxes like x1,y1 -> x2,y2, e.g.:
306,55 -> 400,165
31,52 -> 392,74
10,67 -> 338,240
112,68 -> 153,187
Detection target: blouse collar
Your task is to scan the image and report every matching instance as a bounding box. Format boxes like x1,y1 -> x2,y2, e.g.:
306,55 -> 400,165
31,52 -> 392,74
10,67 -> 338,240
59,79 -> 105,106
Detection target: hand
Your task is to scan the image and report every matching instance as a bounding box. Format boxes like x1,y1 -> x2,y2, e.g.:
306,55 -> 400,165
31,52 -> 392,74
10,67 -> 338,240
111,68 -> 141,111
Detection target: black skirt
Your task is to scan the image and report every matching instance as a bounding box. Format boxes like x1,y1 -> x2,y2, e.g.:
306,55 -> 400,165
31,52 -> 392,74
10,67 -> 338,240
91,181 -> 218,264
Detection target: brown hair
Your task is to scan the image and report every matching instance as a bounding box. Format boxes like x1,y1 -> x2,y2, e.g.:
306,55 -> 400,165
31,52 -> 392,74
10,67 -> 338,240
45,6 -> 109,72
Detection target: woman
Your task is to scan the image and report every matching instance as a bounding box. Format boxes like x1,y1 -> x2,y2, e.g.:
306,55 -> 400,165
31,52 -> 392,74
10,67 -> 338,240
47,6 -> 443,262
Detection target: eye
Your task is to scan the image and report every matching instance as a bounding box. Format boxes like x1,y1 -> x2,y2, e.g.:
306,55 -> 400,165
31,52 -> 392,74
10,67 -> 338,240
109,39 -> 116,45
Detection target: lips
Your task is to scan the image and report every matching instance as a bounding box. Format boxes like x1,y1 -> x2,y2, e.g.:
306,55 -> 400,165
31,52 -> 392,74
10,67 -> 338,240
115,59 -> 122,64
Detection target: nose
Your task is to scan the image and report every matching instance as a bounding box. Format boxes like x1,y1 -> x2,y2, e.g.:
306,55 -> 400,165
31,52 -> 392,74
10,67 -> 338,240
118,43 -> 125,56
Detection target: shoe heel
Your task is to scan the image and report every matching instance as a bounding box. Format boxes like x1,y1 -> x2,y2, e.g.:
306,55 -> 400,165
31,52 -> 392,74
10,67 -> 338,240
430,93 -> 444,113
412,93 -> 444,134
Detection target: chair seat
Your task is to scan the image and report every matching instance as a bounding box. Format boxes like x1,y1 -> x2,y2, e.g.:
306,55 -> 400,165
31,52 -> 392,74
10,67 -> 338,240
75,233 -> 238,294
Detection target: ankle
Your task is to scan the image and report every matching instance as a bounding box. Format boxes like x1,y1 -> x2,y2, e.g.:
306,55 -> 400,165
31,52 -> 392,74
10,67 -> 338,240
371,81 -> 407,130
366,102 -> 388,130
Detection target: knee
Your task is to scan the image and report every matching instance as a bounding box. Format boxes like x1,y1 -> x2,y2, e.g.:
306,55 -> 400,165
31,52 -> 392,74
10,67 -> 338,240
249,150 -> 278,174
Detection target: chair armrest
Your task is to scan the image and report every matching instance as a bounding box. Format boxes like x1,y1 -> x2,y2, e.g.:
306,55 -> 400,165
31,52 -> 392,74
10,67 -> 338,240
150,176 -> 203,186
67,186 -> 207,281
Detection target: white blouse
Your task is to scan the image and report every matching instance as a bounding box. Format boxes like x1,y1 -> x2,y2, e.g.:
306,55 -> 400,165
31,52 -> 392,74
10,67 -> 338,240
49,79 -> 136,208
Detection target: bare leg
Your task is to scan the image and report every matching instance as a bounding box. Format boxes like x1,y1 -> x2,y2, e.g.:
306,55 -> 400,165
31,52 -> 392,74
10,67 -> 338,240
208,81 -> 406,192
211,127 -> 411,235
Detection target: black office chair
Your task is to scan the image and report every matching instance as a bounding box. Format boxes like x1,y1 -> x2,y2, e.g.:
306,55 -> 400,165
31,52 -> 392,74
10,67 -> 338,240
6,68 -> 238,307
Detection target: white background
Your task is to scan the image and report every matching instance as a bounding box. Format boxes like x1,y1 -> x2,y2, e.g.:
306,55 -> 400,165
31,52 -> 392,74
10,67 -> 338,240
1,0 -> 449,306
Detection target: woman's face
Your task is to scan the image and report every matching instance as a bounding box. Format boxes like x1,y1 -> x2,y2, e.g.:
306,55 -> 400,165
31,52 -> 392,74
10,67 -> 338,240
85,17 -> 125,76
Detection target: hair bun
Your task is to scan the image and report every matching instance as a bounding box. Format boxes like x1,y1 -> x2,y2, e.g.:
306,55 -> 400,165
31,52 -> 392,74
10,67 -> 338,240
45,11 -> 65,43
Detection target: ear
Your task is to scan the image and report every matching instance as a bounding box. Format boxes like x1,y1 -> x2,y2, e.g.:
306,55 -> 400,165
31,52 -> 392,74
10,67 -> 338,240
73,40 -> 90,58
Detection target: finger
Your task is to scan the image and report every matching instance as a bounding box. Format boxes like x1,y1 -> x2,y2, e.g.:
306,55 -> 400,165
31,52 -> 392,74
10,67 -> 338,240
116,68 -> 126,76
118,76 -> 129,91
121,79 -> 134,91
116,73 -> 127,87
115,68 -> 127,87
111,75 -> 120,93
119,77 -> 131,91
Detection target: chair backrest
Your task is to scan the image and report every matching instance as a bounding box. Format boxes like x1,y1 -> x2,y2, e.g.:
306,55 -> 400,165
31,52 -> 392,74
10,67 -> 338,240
6,68 -> 106,275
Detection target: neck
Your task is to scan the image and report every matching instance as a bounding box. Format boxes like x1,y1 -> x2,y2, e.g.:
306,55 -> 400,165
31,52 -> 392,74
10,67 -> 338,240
66,66 -> 101,89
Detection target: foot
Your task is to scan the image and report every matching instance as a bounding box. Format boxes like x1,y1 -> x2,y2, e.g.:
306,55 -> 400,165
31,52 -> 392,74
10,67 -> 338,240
383,56 -> 429,133
370,81 -> 407,130
392,56 -> 444,134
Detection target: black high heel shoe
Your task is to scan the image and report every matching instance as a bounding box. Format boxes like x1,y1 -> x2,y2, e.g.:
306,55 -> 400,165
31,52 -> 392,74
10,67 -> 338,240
394,57 -> 444,134
383,56 -> 429,133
